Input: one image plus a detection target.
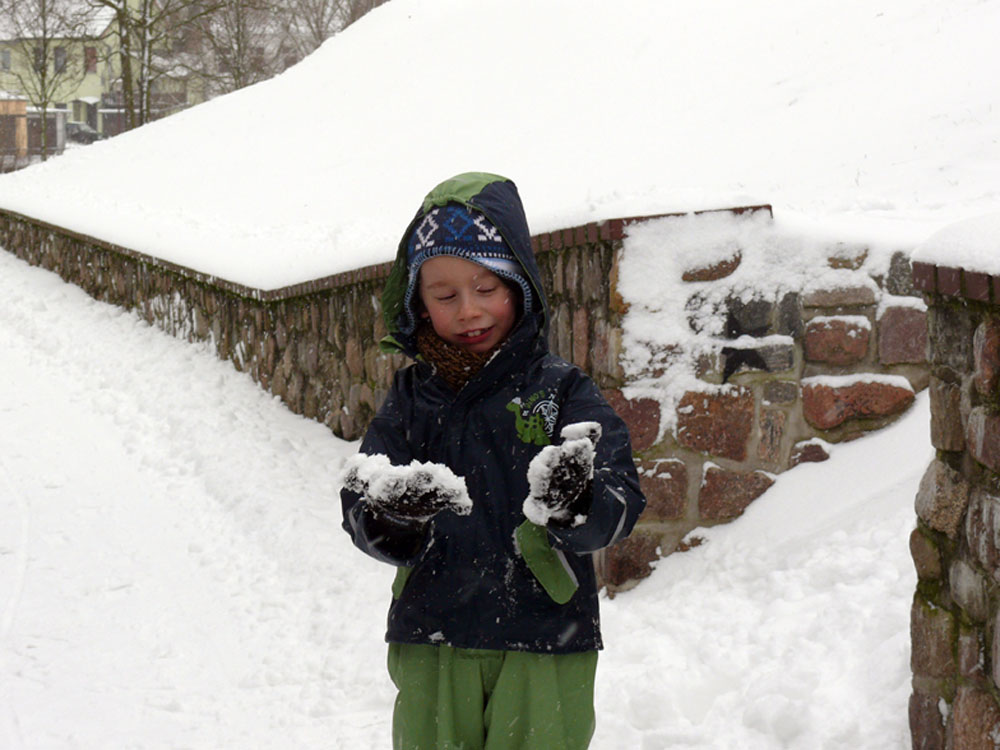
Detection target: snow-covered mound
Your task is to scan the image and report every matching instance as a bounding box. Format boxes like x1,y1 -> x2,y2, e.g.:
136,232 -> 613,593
0,0 -> 997,289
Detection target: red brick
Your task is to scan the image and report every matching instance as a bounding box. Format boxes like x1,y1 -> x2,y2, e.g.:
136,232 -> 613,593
601,530 -> 661,588
938,266 -> 961,296
965,487 -> 1000,575
909,692 -> 947,750
698,466 -> 774,521
878,306 -> 928,364
603,389 -> 660,452
677,387 -> 754,461
912,262 -> 936,293
973,317 -> 1000,396
635,458 -> 687,520
910,594 -> 956,678
804,316 -> 870,365
952,687 -> 1000,750
967,407 -> 1000,474
965,271 -> 991,302
789,440 -> 830,467
681,251 -> 742,282
801,378 -> 914,430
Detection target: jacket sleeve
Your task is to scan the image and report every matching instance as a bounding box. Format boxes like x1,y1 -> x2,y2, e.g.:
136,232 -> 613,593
546,372 -> 647,554
340,372 -> 428,567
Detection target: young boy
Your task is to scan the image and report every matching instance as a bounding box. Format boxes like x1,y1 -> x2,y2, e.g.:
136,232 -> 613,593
340,172 -> 646,750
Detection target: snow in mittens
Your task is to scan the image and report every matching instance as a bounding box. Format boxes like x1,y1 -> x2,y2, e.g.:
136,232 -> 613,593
341,453 -> 471,518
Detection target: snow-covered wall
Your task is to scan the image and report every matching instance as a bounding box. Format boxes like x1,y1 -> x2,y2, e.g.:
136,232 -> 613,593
909,223 -> 1000,747
0,203 -> 931,591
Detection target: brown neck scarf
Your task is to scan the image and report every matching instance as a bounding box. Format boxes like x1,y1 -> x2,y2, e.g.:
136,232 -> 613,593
416,322 -> 502,392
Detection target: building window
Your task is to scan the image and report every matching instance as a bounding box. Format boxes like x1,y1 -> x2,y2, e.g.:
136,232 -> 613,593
33,47 -> 44,73
84,46 -> 96,74
1,49 -> 10,72
54,47 -> 67,74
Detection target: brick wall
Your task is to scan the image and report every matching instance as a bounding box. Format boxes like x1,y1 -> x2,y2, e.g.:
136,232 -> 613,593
0,205 -> 930,592
908,260 -> 1000,748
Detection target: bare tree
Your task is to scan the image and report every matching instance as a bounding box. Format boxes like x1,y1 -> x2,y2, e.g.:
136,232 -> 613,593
88,0 -> 219,131
0,0 -> 98,158
187,0 -> 287,97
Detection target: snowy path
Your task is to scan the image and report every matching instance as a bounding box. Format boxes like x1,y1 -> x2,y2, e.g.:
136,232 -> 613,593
0,249 -> 924,748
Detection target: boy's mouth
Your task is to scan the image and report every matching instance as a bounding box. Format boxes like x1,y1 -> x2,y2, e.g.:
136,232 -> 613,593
459,327 -> 492,343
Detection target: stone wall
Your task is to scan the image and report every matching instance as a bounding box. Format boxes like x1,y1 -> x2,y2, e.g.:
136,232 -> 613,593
909,260 -> 1000,748
0,205 -> 930,592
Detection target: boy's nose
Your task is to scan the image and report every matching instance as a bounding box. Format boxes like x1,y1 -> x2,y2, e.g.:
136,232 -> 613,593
457,294 -> 481,320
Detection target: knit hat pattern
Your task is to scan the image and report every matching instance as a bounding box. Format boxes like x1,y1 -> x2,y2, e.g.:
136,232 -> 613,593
401,204 -> 533,335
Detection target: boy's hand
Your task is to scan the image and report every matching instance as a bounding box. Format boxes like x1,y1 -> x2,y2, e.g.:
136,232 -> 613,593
385,468 -> 470,522
522,422 -> 601,527
341,454 -> 472,524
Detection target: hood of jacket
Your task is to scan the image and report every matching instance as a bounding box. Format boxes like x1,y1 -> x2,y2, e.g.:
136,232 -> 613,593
380,172 -> 549,357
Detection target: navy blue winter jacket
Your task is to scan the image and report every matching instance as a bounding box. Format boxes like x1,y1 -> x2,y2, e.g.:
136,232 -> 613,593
341,173 -> 646,653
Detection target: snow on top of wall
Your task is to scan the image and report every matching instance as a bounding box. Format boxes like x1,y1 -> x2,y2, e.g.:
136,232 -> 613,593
911,212 -> 1000,276
617,210 -> 905,436
0,0 -> 997,290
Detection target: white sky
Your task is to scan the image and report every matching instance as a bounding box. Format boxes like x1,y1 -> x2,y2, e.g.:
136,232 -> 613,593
0,0 -> 997,289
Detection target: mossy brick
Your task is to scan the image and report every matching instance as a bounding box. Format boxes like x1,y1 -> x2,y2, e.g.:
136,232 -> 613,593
910,594 -> 956,678
910,528 -> 942,581
949,559 -> 988,622
928,305 -> 975,371
776,292 -> 803,337
887,251 -> 916,296
764,380 -> 798,405
958,625 -> 985,680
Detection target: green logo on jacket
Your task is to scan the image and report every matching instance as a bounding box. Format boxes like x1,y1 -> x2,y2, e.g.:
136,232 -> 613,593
506,390 -> 559,446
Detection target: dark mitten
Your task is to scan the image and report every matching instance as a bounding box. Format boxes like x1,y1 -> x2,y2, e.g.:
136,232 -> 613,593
341,454 -> 471,524
523,421 -> 601,527
382,468 -> 470,522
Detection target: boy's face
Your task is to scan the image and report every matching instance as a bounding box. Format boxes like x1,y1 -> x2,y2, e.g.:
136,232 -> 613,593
418,255 -> 518,354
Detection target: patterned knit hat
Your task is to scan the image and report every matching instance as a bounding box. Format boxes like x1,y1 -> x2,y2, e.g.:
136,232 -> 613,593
401,204 -> 533,335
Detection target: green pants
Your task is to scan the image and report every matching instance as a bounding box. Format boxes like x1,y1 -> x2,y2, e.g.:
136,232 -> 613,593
387,643 -> 598,750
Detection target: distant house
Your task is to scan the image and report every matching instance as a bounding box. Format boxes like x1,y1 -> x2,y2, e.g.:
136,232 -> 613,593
0,0 -> 205,149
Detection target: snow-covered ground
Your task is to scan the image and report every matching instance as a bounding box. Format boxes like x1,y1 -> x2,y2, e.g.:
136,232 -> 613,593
0,239 -> 925,748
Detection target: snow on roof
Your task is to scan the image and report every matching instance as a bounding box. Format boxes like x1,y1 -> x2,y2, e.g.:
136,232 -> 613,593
0,0 -> 997,291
